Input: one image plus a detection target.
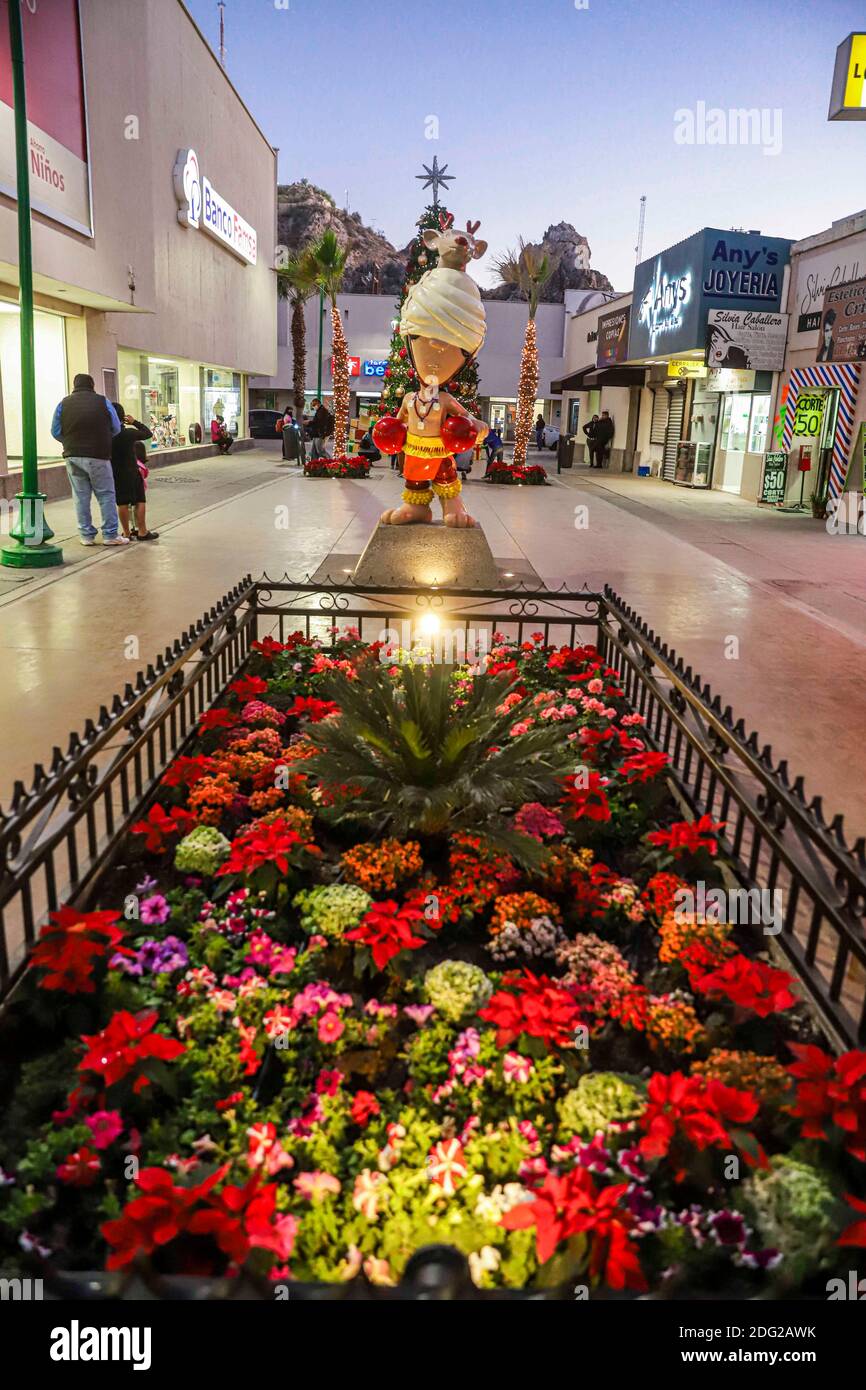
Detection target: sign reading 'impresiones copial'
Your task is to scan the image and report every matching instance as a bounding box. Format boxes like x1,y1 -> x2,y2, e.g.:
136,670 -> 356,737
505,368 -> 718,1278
173,148 -> 258,266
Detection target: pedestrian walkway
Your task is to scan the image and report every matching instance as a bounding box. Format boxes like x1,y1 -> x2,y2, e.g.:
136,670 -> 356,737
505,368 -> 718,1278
1,444 -> 864,843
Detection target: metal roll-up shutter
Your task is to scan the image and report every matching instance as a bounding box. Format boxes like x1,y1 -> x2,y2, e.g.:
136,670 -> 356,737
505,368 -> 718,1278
649,388 -> 668,445
662,390 -> 686,481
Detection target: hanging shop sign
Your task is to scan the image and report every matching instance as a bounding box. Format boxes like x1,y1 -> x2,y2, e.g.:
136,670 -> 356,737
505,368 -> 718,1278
791,238 -> 866,342
629,229 -> 790,360
332,356 -> 360,377
667,359 -> 707,379
705,310 -> 788,371
791,391 -> 828,438
816,275 -> 866,362
596,305 -> 631,367
0,0 -> 92,236
362,359 -> 388,377
758,451 -> 788,504
705,367 -> 756,393
829,33 -> 866,120
173,148 -> 257,265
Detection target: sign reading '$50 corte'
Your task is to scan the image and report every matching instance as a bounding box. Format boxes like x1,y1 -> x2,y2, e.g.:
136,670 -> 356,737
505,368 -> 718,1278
173,149 -> 258,266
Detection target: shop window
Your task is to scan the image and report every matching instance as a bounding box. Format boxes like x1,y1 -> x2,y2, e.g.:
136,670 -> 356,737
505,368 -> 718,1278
720,394 -> 751,453
747,395 -> 770,453
0,305 -> 66,461
202,368 -> 242,438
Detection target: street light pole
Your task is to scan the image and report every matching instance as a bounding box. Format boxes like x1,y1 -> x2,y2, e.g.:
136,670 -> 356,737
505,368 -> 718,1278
1,0 -> 62,568
316,286 -> 324,403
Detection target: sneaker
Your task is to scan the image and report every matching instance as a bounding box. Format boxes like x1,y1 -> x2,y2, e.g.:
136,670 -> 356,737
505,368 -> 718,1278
103,536 -> 131,546
79,537 -> 97,546
134,530 -> 160,541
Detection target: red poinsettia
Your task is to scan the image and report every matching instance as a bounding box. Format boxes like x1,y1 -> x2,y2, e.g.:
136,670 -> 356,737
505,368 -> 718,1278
693,954 -> 797,1018
79,1009 -> 185,1089
229,674 -> 269,701
31,906 -> 129,994
346,901 -> 427,970
479,971 -> 583,1049
618,750 -> 671,784
160,754 -> 215,789
501,1168 -> 645,1290
639,1071 -> 759,1177
56,1146 -> 101,1187
646,815 -> 725,858
787,1044 -> 866,1160
217,819 -> 302,877
547,645 -> 599,673
351,1091 -> 381,1126
287,695 -> 340,723
838,1194 -> 866,1247
198,708 -> 238,734
131,803 -> 197,852
561,771 -> 612,823
251,636 -> 287,661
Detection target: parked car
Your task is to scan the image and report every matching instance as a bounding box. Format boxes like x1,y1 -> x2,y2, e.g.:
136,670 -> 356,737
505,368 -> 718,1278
248,409 -> 282,439
542,424 -> 560,450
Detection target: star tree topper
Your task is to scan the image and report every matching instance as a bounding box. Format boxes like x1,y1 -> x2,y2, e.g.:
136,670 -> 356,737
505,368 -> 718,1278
415,155 -> 454,210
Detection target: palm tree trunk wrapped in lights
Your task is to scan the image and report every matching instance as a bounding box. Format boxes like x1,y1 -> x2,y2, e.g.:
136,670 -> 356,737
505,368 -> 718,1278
306,230 -> 350,456
494,240 -> 558,468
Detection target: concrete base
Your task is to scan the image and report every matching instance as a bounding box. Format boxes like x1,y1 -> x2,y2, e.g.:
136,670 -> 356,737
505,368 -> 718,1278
352,520 -> 501,588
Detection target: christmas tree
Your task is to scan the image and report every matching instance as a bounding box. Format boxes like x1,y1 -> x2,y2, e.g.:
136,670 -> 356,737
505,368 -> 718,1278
377,203 -> 481,418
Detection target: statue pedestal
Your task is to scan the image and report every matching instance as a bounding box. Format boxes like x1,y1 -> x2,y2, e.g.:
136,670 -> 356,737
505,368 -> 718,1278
352,521 -> 501,588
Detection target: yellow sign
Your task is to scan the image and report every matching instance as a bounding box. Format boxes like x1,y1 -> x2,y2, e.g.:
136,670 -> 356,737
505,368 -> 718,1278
829,33 -> 866,120
667,359 -> 707,380
791,391 -> 827,439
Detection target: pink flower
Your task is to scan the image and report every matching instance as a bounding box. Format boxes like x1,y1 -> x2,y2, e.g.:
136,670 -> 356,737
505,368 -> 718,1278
140,894 -> 170,926
314,1068 -> 344,1095
294,1170 -> 341,1201
509,719 -> 534,738
84,1110 -> 124,1150
503,1052 -> 534,1084
318,1011 -> 344,1043
404,1004 -> 435,1025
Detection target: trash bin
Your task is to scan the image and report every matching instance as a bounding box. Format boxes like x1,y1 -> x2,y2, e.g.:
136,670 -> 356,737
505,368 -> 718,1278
282,424 -> 301,461
556,434 -> 575,472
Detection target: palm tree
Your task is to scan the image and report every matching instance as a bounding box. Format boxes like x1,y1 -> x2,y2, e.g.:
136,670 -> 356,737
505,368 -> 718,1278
493,240 -> 559,466
305,229 -> 351,455
277,250 -> 316,417
301,661 -> 575,863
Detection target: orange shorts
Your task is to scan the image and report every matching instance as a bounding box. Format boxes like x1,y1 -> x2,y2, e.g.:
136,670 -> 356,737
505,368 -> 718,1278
404,455 -> 458,488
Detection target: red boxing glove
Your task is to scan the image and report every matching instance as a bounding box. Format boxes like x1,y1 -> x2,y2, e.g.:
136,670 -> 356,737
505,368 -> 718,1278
440,413 -> 477,455
372,416 -> 408,453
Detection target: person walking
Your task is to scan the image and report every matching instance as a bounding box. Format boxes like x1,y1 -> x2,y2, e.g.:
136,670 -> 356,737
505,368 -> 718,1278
309,398 -> 334,459
583,413 -> 601,468
110,404 -> 158,540
535,413 -> 546,450
50,373 -> 127,546
595,410 -> 615,468
484,425 -> 503,471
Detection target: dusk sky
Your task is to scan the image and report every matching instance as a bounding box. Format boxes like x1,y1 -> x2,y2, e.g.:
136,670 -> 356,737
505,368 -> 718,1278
185,0 -> 866,290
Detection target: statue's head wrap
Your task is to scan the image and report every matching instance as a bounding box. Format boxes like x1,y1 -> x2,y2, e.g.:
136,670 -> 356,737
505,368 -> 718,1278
400,267 -> 486,358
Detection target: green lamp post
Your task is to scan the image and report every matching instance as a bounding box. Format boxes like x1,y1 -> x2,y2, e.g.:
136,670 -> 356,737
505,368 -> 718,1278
316,286 -> 325,402
1,0 -> 62,568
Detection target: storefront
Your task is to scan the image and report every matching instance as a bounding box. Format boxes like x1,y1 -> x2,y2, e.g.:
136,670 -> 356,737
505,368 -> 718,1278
625,229 -> 791,492
0,0 -> 277,496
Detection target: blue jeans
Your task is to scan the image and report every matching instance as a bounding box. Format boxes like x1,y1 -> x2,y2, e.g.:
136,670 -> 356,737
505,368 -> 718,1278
65,456 -> 120,540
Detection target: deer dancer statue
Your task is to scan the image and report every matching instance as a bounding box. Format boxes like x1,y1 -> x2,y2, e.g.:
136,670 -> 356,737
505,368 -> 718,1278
373,217 -> 489,528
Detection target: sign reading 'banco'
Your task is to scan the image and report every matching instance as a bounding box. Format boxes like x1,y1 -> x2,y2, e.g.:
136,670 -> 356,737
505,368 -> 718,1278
173,148 -> 258,266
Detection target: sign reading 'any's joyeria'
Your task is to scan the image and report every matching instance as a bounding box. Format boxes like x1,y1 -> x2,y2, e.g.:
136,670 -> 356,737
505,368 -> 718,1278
173,148 -> 258,266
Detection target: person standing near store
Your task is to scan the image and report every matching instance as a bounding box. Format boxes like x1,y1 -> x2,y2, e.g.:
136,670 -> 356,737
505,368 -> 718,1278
535,413 -> 546,450
583,413 -> 600,467
595,410 -> 615,468
50,373 -> 127,546
309,397 -> 334,459
110,404 -> 158,541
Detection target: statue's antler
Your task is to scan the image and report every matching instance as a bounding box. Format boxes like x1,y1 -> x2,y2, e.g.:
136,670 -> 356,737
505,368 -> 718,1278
466,219 -> 481,235
439,210 -> 454,230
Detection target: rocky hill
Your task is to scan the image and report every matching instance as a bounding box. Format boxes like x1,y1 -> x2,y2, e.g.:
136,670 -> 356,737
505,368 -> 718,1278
276,183 -> 613,301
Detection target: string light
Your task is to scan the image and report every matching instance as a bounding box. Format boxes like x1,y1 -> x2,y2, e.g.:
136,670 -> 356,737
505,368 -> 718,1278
330,306 -> 350,454
512,318 -> 538,468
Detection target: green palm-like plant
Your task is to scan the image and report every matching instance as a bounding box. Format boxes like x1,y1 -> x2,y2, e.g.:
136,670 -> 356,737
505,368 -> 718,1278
493,239 -> 560,466
277,249 -> 317,415
302,662 -> 576,862
305,230 -> 351,454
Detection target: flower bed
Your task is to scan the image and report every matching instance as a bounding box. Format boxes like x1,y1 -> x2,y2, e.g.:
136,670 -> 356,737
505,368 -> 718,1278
486,462 -> 548,485
303,456 -> 371,479
1,627 -> 864,1297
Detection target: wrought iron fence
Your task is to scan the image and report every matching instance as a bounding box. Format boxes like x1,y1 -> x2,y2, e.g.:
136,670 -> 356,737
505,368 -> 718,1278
1,573 -> 864,1050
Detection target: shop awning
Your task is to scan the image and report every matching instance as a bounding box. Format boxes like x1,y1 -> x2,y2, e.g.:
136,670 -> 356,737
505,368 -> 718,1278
549,364 -> 597,393
581,366 -> 647,387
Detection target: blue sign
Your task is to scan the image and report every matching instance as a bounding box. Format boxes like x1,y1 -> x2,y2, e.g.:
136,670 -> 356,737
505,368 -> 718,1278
628,228 -> 792,360
362,359 -> 388,377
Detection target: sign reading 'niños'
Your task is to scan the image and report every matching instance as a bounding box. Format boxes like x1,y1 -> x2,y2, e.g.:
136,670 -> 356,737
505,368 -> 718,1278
173,148 -> 258,266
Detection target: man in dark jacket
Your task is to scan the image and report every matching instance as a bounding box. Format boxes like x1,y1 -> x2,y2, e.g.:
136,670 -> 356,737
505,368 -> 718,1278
594,411 -> 615,467
309,398 -> 335,459
51,373 -> 126,546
